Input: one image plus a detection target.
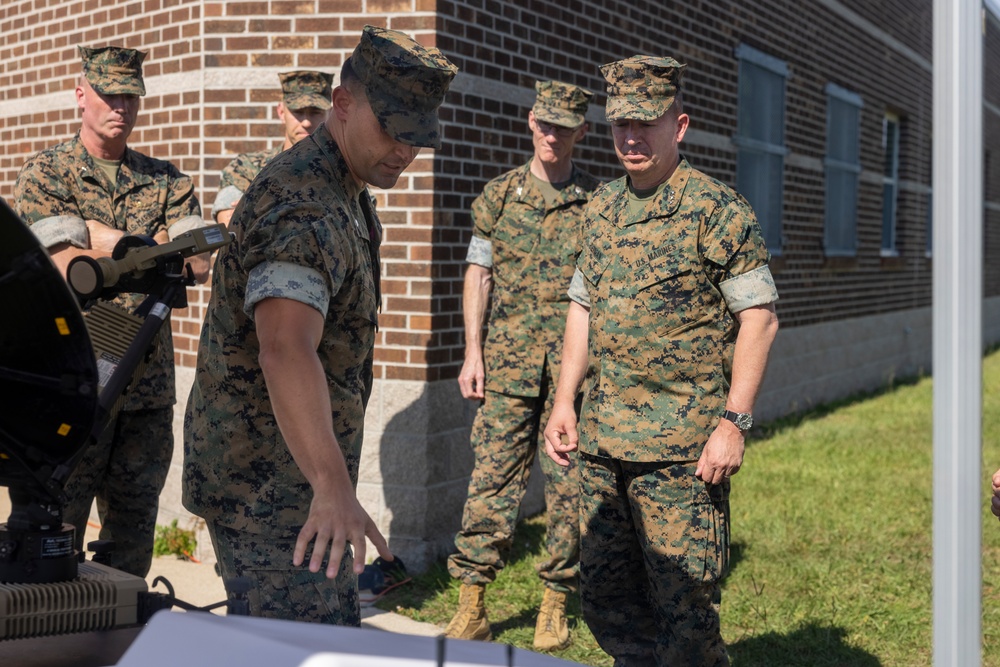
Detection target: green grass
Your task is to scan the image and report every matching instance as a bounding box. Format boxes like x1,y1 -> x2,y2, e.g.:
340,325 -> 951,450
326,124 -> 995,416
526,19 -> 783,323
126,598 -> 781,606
378,348 -> 1000,666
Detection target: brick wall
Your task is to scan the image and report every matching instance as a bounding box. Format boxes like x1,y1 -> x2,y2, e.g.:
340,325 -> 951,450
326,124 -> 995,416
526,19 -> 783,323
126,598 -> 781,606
0,0 -> 447,376
430,0 -> 997,383
0,0 -> 207,365
1,0 -> 998,380
200,0 -> 444,380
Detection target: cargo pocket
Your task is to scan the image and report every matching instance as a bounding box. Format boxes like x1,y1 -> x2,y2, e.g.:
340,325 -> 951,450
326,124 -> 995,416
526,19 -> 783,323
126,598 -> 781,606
689,473 -> 730,584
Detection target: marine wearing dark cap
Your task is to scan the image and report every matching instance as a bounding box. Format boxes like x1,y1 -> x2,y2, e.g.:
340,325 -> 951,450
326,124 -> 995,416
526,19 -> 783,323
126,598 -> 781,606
348,25 -> 457,148
279,70 -> 334,111
212,71 -> 335,223
79,45 -> 147,96
16,43 -> 206,579
184,25 -> 457,626
444,78 -> 598,651
547,54 -> 778,666
532,80 -> 592,128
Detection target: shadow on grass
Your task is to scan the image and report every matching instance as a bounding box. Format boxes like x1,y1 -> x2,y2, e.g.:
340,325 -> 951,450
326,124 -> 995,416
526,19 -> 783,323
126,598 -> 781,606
490,608 -> 537,636
729,539 -> 747,576
375,516 -> 548,614
728,622 -> 881,666
506,515 -> 547,567
377,559 -> 452,612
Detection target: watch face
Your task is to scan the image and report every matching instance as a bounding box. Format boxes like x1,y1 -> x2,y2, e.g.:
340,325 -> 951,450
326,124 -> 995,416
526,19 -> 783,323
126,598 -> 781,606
724,411 -> 753,430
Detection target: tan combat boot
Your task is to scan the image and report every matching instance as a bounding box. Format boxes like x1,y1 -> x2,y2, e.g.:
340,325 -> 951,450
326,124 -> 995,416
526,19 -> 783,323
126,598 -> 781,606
444,582 -> 492,641
533,587 -> 570,651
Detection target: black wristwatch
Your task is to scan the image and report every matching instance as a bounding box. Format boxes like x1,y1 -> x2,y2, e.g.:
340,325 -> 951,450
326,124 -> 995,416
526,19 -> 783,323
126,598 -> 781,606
722,410 -> 753,432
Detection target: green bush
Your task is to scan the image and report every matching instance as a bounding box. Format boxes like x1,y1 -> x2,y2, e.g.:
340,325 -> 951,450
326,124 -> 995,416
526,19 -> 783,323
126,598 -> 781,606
153,519 -> 197,560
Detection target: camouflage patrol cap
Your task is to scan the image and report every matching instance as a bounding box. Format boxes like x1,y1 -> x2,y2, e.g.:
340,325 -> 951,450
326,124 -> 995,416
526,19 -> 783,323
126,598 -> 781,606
348,25 -> 458,149
79,46 -> 147,96
279,71 -> 334,111
601,55 -> 686,121
532,80 -> 592,128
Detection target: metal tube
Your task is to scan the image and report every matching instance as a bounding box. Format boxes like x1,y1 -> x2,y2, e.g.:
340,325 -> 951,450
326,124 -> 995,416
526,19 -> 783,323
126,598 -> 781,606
933,1 -> 983,664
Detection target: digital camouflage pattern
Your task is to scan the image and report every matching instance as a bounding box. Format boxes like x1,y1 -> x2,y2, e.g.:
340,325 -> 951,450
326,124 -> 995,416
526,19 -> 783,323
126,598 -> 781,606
15,128 -> 202,580
448,159 -> 599,593
79,45 -> 147,96
572,153 -> 775,665
580,457 -> 730,665
574,158 -> 776,463
350,24 -> 457,148
532,80 -> 592,128
61,407 -> 174,578
448,389 -> 581,592
211,146 -> 282,221
183,124 -> 380,619
14,132 -> 204,411
601,55 -> 686,121
279,70 -> 334,110
210,523 -> 360,626
472,162 -> 600,396
212,71 -> 333,221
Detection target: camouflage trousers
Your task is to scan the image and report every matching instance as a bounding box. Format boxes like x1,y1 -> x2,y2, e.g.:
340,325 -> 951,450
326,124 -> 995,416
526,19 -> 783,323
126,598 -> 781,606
62,406 -> 173,578
447,386 -> 580,593
208,522 -> 360,626
579,455 -> 731,667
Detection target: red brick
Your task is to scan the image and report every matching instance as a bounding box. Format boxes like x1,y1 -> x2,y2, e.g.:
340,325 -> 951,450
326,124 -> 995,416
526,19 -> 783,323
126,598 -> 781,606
1,0 -> 997,380
317,0 -> 363,12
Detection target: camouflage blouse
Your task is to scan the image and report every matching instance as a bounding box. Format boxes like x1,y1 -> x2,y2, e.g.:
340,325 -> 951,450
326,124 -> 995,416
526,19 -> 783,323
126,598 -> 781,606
574,159 -> 777,462
468,161 -> 600,396
211,146 -> 282,221
14,132 -> 203,410
183,124 -> 381,535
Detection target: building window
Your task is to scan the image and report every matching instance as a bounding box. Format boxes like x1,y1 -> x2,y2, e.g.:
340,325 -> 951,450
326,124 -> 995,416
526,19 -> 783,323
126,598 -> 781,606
882,113 -> 901,256
824,83 -> 863,256
734,44 -> 788,254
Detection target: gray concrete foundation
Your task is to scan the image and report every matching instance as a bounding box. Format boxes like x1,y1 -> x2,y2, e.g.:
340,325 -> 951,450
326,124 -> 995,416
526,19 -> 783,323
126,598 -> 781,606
159,296 -> 1000,570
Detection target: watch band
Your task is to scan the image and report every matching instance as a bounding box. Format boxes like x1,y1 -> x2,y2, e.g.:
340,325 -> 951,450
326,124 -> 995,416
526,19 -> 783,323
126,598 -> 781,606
722,409 -> 753,431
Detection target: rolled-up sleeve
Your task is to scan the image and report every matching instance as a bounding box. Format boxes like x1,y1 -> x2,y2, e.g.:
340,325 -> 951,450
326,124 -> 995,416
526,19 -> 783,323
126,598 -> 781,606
567,267 -> 591,308
465,235 -> 493,268
28,215 -> 88,249
164,172 -> 203,236
211,185 -> 243,221
167,214 -> 209,240
245,260 -> 330,320
720,265 -> 778,313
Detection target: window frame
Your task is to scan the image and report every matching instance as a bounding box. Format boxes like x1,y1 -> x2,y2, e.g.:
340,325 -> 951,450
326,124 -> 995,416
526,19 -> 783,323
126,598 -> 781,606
734,44 -> 789,255
881,113 -> 901,256
823,83 -> 864,257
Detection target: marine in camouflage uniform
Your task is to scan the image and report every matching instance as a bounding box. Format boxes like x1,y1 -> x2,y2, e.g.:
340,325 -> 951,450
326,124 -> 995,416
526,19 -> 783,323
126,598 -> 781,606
13,46 -> 206,578
544,56 -> 780,666
212,71 -> 333,225
183,25 -> 457,625
445,80 -> 599,651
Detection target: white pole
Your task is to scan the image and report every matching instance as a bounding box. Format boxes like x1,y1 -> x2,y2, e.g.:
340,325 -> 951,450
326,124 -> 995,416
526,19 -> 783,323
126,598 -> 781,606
933,1 -> 983,665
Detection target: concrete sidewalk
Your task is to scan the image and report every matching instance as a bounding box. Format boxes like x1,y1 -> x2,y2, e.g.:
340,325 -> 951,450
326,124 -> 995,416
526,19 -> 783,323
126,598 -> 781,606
0,493 -> 441,637
144,548 -> 441,636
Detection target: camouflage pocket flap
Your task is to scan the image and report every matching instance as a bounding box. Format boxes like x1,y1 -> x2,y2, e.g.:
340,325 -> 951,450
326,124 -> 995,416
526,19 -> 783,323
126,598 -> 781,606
581,242 -> 611,286
636,250 -> 693,291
